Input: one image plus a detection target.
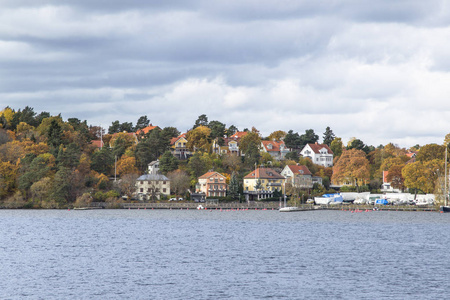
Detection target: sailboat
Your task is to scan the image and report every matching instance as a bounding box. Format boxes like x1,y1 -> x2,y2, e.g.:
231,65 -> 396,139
440,144 -> 450,212
279,184 -> 301,212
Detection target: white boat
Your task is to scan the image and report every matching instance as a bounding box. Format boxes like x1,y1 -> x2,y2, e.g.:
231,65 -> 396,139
314,193 -> 344,205
197,205 -> 205,210
279,206 -> 300,212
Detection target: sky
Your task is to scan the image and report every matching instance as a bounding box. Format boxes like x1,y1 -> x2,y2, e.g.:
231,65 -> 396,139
2,0 -> 450,148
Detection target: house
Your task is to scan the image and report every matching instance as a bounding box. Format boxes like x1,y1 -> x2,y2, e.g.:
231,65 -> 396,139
300,142 -> 334,167
90,139 -> 104,149
261,140 -> 290,160
136,174 -> 170,201
136,124 -> 160,137
148,160 -> 160,174
230,131 -> 247,140
243,167 -> 285,201
280,164 -> 313,188
196,171 -> 228,198
170,133 -> 192,159
212,137 -> 244,156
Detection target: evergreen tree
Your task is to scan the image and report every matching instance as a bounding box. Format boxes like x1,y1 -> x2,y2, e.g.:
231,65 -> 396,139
159,151 -> 179,174
322,126 -> 335,146
108,120 -> 120,134
193,114 -> 208,129
135,116 -> 150,131
228,172 -> 240,200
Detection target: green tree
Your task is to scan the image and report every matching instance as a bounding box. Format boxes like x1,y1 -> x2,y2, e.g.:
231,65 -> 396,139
91,148 -> 114,175
108,120 -> 121,134
209,120 -> 226,145
322,126 -> 335,146
299,129 -> 319,149
193,114 -> 208,129
159,151 -> 179,174
227,125 -> 238,137
187,152 -> 212,184
330,137 -> 343,158
135,116 -> 150,131
284,130 -> 301,150
228,172 -> 240,200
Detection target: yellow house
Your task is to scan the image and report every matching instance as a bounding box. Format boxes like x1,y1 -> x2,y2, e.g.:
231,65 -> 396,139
243,167 -> 285,201
170,133 -> 192,159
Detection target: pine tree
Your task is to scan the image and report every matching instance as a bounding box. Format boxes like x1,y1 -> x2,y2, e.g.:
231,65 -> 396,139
228,172 -> 239,200
323,126 -> 335,146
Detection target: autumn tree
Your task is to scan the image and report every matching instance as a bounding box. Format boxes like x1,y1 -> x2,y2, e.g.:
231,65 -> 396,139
416,143 -> 445,162
332,149 -> 370,190
386,165 -> 405,191
222,153 -> 242,173
330,137 -> 343,158
117,155 -> 139,176
268,130 -> 286,141
186,125 -> 212,152
0,161 -> 18,198
167,170 -> 190,197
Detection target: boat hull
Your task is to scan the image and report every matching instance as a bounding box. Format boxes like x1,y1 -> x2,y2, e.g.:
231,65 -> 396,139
440,206 -> 450,213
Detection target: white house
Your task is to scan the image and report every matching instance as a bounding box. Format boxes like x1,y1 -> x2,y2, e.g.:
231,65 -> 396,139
300,142 -> 334,167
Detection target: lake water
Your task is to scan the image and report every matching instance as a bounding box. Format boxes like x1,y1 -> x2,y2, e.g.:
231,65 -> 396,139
1,209 -> 450,299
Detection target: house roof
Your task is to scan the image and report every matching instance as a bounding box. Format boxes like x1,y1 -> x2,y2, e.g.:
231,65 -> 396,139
198,171 -> 226,179
307,142 -> 334,155
91,140 -> 104,148
170,133 -> 187,145
230,131 -> 247,139
406,152 -> 417,158
286,165 -> 312,176
136,124 -> 160,135
137,174 -> 169,181
261,140 -> 285,152
244,168 -> 284,179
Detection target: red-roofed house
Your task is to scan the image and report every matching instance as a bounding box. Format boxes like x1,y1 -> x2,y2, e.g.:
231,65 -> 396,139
136,124 -> 160,136
280,164 -> 313,188
381,170 -> 401,193
197,171 -> 227,198
300,142 -> 334,167
261,140 -> 290,160
243,167 -> 285,201
90,139 -> 104,149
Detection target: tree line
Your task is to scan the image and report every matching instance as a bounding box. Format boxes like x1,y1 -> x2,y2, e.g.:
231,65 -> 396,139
1,107 -> 448,208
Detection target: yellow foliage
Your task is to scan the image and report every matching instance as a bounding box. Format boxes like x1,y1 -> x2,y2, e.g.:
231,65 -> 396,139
117,155 -> 138,175
0,107 -> 14,126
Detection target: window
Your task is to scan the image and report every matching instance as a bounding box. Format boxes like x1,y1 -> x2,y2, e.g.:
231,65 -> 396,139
163,181 -> 166,184
163,188 -> 166,193
147,188 -> 151,193
140,181 -> 143,185
140,188 -> 143,193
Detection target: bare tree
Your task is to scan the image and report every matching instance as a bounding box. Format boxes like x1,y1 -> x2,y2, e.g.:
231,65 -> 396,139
167,170 -> 190,198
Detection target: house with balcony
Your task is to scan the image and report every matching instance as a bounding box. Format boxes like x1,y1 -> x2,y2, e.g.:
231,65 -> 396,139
197,172 -> 227,198
280,164 -> 313,189
170,133 -> 192,159
243,167 -> 285,201
300,142 -> 334,167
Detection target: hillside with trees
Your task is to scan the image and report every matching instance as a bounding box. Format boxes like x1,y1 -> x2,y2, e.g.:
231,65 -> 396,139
1,107 -> 448,208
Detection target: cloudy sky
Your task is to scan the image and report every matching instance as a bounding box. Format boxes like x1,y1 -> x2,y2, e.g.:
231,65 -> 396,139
2,0 -> 450,148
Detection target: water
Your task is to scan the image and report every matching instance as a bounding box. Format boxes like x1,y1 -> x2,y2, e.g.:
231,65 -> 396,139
1,209 -> 450,299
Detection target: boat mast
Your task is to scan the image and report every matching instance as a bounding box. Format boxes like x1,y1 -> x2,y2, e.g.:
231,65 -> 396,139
446,144 -> 448,206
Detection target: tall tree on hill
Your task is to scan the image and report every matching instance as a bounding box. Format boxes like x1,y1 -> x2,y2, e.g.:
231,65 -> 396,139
322,126 -> 335,146
135,116 -> 150,131
299,129 -> 319,149
186,125 -> 212,152
239,127 -> 261,167
227,125 -> 238,137
416,143 -> 445,162
209,120 -> 226,146
108,120 -> 120,134
193,114 -> 208,129
268,130 -> 286,141
284,130 -> 302,151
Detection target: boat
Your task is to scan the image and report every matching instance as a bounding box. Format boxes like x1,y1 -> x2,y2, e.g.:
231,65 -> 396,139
197,205 -> 205,210
440,144 -> 450,212
314,193 -> 344,205
279,206 -> 301,212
